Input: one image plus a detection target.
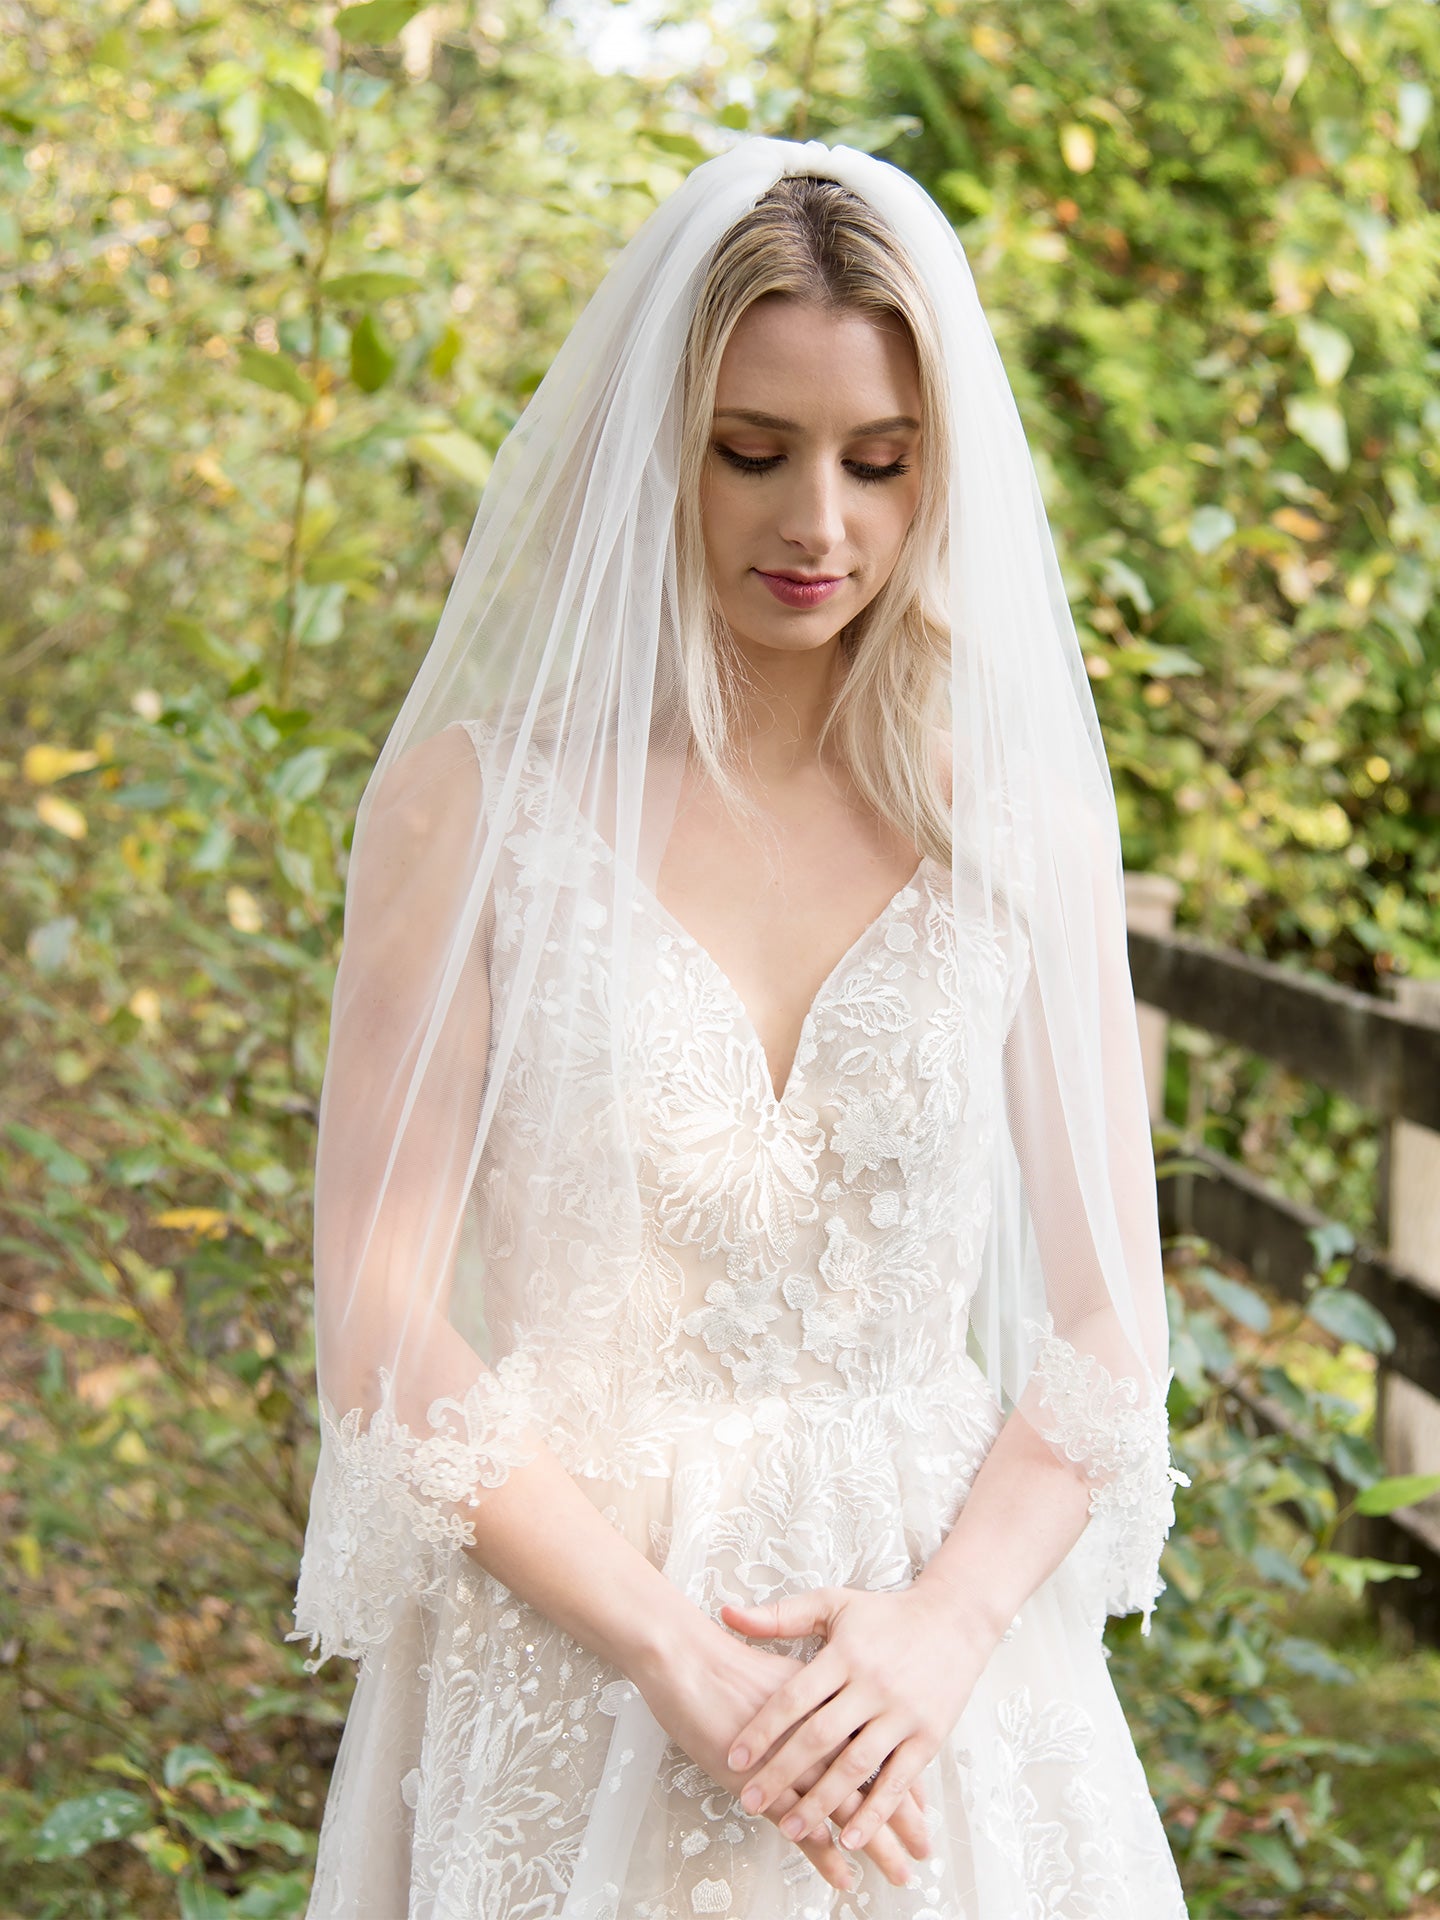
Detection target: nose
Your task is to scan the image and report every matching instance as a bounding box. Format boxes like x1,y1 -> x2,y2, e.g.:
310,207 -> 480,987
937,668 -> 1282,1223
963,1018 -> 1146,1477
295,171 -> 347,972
776,456 -> 846,558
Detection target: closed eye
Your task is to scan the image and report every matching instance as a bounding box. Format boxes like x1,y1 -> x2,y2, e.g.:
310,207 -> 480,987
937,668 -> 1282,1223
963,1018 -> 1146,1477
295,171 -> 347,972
714,446 -> 912,485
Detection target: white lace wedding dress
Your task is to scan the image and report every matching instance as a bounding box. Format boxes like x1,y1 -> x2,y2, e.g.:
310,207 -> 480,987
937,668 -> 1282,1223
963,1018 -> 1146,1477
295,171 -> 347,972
294,723 -> 1189,1919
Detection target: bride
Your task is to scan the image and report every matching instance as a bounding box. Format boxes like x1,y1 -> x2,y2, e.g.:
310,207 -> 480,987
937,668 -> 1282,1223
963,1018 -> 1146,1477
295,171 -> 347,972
292,137 -> 1189,1918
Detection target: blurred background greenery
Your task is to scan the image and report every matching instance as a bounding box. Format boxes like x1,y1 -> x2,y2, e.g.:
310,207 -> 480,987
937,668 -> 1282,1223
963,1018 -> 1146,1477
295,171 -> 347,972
2,1 -> 1439,1914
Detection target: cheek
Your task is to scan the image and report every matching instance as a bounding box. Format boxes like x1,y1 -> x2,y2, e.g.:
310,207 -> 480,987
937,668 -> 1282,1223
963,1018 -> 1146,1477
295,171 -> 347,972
701,478 -> 760,574
867,487 -> 921,569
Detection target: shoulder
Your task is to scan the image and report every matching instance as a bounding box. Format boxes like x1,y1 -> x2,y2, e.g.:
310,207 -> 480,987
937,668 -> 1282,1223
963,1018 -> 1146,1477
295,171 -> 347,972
356,723 -> 491,879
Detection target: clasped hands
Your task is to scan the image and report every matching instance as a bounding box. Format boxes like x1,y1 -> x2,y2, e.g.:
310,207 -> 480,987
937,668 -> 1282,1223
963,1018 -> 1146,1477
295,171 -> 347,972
719,1581 -> 990,1890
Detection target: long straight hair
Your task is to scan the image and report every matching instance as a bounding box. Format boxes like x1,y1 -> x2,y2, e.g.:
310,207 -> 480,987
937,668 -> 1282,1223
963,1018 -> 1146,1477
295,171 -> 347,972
670,172 -> 955,866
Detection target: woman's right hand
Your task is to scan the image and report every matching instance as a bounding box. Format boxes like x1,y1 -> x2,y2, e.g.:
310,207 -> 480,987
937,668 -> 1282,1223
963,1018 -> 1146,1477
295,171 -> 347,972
635,1615 -> 930,1893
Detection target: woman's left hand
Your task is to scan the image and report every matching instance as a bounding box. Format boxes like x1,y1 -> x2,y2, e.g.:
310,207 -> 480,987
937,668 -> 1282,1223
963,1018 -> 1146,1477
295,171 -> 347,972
718,1582 -> 998,1855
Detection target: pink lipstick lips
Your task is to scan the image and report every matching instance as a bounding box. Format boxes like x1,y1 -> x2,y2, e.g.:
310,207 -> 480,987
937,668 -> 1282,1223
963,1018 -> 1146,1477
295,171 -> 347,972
755,570 -> 846,609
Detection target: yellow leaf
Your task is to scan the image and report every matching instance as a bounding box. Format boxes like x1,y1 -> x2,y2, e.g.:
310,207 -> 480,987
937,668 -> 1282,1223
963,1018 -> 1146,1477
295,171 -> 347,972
114,1430 -> 149,1466
191,451 -> 236,498
11,1534 -> 43,1580
36,794 -> 88,839
128,986 -> 162,1026
152,1207 -> 229,1239
970,22 -> 1013,61
1060,123 -> 1096,173
1271,506 -> 1325,541
46,476 -> 78,524
24,744 -> 100,784
226,885 -> 264,933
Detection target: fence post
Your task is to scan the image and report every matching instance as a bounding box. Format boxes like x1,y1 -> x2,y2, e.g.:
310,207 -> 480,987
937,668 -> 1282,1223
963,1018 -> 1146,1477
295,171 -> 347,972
1123,871 -> 1182,1126
1374,975 -> 1440,1586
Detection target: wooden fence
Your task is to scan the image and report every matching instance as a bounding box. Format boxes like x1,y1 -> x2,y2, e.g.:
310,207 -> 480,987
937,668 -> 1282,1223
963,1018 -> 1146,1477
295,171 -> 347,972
1124,874 -> 1440,1638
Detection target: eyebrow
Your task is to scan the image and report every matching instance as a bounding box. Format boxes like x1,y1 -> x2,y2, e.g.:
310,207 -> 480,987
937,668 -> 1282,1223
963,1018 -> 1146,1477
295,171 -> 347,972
713,408 -> 920,435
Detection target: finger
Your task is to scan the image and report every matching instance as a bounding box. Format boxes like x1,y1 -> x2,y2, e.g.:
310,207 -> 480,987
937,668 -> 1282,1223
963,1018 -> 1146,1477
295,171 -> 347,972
831,1787 -> 921,1891
837,1736 -> 932,1855
802,1783 -> 929,1862
883,1784 -> 932,1861
770,1795 -> 854,1893
742,1694 -> 873,1818
778,1716 -> 907,1841
719,1589 -> 835,1644
727,1656 -> 843,1774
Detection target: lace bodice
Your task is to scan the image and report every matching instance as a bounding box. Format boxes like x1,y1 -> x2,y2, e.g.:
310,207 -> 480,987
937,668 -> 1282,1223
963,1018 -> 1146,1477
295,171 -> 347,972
477,807 -> 1018,1435
293,726 -> 1182,1672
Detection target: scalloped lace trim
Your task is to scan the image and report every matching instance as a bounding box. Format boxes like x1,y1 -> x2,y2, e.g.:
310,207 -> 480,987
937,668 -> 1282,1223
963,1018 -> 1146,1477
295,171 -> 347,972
289,1353 -> 543,1668
1026,1316 -> 1189,1636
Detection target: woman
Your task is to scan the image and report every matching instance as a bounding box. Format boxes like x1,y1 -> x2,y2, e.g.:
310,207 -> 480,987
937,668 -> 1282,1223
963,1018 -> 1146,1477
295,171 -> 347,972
292,137 -> 1188,1918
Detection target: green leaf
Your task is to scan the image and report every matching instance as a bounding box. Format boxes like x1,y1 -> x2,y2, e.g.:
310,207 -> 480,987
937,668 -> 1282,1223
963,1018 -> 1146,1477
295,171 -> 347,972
1249,1542 -> 1308,1590
1306,1286 -> 1395,1354
349,311 -> 396,393
1314,1550 -> 1420,1599
1296,316 -> 1353,388
638,128 -> 709,162
179,1877 -> 234,1920
1307,1220 -> 1356,1267
1276,1635 -> 1355,1684
428,321 -> 463,379
190,821 -> 236,874
406,428 -> 493,492
236,344 -> 317,409
1196,1266 -> 1272,1333
1239,1830 -> 1303,1892
266,80 -> 332,152
1187,505 -> 1235,555
165,613 -> 248,680
1354,1472 -> 1440,1516
323,269 -> 424,302
1284,393 -> 1349,472
1100,556 -> 1153,614
267,746 -> 331,805
43,1308 -> 142,1343
164,1744 -> 227,1790
335,0 -> 422,43
31,1790 -> 150,1861
1396,80 -> 1432,152
292,581 -> 348,648
5,1121 -> 90,1187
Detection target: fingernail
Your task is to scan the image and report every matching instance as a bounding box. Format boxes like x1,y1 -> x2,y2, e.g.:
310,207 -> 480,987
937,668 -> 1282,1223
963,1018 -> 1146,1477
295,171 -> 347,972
780,1813 -> 803,1838
741,1786 -> 763,1813
841,1825 -> 861,1848
729,1747 -> 748,1770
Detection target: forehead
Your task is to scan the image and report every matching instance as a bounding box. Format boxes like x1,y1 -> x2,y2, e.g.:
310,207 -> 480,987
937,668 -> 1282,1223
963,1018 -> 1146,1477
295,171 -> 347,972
715,298 -> 920,422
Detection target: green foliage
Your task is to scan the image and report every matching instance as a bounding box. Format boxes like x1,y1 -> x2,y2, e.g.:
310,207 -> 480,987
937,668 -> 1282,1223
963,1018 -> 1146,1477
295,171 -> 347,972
1110,1219 -> 1440,1915
0,3 -> 709,1912
859,0 -> 1440,983
3,0 -> 1438,1914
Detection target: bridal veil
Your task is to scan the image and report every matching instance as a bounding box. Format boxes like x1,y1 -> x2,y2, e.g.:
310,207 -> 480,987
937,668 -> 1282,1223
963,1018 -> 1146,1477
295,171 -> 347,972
290,136 -> 1182,1670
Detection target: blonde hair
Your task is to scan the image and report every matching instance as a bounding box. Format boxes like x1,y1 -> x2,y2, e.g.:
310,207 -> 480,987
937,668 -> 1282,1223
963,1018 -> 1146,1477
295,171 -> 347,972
670,173 -> 953,866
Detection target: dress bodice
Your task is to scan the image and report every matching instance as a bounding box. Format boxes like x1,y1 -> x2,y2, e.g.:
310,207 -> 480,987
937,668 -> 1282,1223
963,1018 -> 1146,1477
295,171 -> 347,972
469,738 -> 1029,1496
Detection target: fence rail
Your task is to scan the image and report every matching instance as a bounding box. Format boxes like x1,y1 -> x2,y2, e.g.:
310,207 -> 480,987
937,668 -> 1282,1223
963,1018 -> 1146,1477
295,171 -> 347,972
1127,911 -> 1440,1635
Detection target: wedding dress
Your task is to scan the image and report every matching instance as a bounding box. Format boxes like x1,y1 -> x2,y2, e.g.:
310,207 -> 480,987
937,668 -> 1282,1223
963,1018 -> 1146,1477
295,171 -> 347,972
295,720 -> 1188,1920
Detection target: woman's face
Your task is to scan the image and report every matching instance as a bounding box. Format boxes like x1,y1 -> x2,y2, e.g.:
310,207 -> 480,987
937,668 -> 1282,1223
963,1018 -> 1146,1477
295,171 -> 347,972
700,295 -> 924,660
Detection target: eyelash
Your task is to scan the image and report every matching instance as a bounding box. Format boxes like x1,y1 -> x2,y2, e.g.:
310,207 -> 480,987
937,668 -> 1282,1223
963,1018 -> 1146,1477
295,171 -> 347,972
714,445 -> 912,486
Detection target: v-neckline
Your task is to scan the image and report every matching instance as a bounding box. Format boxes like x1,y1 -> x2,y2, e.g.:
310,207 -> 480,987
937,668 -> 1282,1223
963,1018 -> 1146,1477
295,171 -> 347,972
630,859 -> 929,1109
524,754 -> 930,1108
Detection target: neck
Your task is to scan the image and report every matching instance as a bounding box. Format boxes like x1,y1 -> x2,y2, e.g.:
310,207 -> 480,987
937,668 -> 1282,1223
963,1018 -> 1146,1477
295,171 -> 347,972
723,632 -> 847,782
